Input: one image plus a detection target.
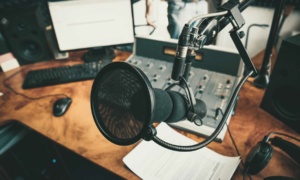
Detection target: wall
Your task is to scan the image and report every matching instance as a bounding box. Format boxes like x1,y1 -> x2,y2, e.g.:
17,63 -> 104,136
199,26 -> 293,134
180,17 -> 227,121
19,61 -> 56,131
216,6 -> 300,58
132,0 -> 169,38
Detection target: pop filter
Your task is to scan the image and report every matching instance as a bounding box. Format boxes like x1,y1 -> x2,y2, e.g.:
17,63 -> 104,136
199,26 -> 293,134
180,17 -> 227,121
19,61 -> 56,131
90,62 -> 154,146
91,61 -> 200,146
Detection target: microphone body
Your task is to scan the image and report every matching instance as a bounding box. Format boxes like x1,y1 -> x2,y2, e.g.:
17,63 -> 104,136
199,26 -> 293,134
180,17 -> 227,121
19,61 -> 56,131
171,24 -> 190,81
130,88 -> 207,124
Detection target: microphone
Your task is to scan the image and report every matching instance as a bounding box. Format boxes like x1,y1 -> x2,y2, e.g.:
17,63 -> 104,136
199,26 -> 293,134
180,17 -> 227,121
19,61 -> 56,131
171,24 -> 190,81
130,88 -> 207,123
91,62 -> 207,146
91,0 -> 255,151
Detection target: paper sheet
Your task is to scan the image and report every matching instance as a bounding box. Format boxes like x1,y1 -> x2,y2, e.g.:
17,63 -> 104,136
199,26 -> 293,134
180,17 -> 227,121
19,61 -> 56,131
123,123 -> 240,180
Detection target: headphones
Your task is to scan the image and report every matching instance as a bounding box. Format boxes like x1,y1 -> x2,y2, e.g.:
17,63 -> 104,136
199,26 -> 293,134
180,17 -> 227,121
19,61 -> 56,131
244,132 -> 300,179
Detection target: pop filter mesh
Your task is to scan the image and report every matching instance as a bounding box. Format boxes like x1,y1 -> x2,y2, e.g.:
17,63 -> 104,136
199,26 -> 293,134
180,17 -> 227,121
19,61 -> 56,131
91,63 -> 151,145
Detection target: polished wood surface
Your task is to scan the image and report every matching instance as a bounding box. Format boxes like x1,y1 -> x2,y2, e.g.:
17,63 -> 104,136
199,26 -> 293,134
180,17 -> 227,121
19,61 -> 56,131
0,49 -> 299,180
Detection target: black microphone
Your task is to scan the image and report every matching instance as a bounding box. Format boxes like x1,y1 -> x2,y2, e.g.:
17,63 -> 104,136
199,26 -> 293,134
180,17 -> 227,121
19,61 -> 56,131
171,24 -> 190,81
91,0 -> 255,151
130,88 -> 207,123
90,62 -> 206,146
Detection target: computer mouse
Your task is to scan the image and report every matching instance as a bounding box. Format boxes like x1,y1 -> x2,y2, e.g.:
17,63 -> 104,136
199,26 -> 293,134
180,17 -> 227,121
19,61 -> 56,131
53,97 -> 72,117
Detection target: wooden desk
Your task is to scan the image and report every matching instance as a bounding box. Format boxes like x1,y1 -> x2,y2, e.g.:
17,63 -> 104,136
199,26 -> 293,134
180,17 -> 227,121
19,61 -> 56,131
0,50 -> 299,180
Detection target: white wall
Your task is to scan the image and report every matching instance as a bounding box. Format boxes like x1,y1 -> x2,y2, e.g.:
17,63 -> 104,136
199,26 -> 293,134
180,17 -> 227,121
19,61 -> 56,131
216,6 -> 300,58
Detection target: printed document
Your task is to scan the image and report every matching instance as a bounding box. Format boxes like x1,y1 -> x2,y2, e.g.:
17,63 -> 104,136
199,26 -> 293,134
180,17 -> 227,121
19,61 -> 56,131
123,123 -> 240,180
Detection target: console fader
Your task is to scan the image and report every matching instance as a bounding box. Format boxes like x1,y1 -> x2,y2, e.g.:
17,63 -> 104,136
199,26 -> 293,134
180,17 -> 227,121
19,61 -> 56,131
126,36 -> 243,142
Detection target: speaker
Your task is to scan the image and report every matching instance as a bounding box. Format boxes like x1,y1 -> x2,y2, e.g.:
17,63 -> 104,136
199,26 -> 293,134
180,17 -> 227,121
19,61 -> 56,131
0,3 -> 52,65
260,33 -> 300,133
0,32 -> 9,55
44,25 -> 69,60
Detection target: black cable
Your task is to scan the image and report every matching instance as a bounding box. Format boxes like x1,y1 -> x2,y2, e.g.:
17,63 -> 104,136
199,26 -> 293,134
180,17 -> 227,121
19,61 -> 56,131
217,108 -> 252,180
180,77 -> 194,110
245,24 -> 269,50
243,168 -> 251,180
2,68 -> 69,100
219,109 -> 300,179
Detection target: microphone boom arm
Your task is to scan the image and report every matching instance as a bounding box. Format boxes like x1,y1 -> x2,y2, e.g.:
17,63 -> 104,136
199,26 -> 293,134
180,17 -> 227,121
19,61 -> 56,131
230,29 -> 257,74
183,0 -> 257,80
153,0 -> 257,151
222,0 -> 257,74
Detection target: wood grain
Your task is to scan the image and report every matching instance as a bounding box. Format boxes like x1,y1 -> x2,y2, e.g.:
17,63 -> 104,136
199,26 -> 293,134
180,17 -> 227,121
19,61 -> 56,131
0,49 -> 299,180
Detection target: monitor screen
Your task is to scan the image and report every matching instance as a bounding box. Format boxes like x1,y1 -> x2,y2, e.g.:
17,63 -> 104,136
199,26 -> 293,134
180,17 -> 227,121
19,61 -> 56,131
48,0 -> 135,52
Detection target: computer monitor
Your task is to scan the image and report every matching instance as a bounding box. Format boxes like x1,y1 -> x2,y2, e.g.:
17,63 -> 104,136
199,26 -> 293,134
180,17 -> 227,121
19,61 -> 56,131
47,0 -> 135,62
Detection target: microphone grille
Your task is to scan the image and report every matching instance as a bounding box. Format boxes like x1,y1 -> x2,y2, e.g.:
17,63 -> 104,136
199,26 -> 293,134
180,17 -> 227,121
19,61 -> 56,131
91,62 -> 153,145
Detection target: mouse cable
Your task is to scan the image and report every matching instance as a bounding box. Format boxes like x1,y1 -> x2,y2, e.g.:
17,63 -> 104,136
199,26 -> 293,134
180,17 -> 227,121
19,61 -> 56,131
216,108 -> 252,180
2,67 -> 69,100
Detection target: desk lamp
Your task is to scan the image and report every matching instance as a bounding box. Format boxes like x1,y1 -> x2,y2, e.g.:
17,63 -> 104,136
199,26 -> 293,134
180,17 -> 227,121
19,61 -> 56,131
90,0 -> 256,151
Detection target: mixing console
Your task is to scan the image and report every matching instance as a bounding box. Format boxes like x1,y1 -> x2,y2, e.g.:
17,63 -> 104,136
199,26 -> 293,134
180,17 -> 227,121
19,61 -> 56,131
126,36 -> 243,141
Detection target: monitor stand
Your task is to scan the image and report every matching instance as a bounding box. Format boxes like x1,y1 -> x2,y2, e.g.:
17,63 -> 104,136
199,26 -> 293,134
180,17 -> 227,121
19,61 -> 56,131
82,46 -> 115,64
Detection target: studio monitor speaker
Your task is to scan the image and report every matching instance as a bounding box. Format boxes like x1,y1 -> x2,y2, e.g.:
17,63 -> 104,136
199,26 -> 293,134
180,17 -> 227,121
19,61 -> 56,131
260,33 -> 300,133
0,32 -> 9,55
0,3 -> 52,65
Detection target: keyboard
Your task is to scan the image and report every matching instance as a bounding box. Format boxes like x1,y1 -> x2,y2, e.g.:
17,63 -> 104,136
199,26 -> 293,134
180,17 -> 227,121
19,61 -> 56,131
22,61 -> 104,89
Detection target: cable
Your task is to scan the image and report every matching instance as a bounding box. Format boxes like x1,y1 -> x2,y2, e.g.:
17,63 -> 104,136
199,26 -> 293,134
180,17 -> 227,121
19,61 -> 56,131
217,108 -> 252,180
2,67 -> 69,100
243,168 -> 251,180
180,77 -> 194,108
245,24 -> 269,50
165,77 -> 196,115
